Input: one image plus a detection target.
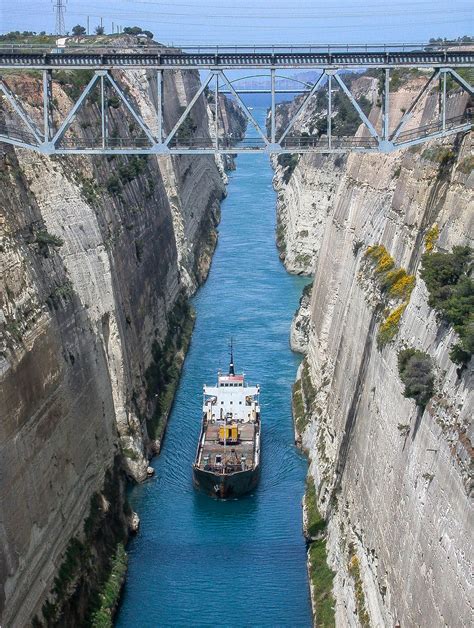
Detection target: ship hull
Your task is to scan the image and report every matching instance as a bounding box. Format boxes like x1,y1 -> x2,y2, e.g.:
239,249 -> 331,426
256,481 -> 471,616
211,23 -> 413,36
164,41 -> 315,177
193,464 -> 260,498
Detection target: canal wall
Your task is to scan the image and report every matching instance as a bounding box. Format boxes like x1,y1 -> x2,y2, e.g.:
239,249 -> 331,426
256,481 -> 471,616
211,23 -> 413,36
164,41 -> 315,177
278,77 -> 473,625
0,51 -> 246,626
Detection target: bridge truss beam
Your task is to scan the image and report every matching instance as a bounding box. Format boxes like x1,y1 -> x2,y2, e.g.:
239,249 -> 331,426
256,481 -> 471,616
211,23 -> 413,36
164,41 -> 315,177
0,62 -> 472,156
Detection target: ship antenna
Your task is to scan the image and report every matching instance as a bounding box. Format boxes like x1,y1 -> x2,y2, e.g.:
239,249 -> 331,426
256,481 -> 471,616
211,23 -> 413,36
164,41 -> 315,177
229,337 -> 235,375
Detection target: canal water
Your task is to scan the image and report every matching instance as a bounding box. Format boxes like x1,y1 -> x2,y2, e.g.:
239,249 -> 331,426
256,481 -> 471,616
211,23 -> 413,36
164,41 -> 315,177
115,107 -> 312,627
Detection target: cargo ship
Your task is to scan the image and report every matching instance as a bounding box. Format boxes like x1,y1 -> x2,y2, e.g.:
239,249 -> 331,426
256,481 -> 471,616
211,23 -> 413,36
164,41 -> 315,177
193,347 -> 261,498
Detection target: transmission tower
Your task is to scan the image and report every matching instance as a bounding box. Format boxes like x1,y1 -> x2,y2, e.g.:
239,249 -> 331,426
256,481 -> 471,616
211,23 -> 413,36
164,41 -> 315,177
53,0 -> 66,36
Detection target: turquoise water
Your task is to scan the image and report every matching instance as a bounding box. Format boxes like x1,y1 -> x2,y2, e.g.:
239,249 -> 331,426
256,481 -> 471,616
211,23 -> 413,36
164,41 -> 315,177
115,108 -> 311,628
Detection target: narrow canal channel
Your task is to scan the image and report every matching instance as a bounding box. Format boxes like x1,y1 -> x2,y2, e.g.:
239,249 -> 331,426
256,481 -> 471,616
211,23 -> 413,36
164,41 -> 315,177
115,108 -> 312,627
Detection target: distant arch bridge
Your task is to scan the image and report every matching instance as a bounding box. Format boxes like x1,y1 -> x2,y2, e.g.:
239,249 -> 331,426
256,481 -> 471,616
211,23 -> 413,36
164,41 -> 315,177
0,43 -> 472,156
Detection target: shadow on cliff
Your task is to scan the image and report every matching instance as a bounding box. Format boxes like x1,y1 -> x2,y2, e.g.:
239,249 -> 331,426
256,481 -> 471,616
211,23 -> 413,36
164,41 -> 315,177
328,307 -> 381,516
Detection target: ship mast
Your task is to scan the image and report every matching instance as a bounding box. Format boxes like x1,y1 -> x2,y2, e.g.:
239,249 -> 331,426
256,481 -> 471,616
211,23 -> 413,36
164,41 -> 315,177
229,337 -> 235,375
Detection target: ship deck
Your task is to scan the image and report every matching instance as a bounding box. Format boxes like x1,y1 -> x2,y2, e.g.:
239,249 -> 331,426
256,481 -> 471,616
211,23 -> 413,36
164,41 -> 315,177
197,422 -> 257,470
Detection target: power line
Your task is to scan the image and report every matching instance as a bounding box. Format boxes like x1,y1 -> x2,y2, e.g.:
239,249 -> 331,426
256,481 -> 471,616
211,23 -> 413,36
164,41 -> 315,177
53,0 -> 67,35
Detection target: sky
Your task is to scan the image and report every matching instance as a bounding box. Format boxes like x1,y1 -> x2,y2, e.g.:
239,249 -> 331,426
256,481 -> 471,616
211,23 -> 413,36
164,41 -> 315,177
0,0 -> 473,45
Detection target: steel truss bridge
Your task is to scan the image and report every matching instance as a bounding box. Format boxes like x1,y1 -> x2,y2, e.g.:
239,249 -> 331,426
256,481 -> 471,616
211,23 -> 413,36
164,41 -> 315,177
0,43 -> 473,156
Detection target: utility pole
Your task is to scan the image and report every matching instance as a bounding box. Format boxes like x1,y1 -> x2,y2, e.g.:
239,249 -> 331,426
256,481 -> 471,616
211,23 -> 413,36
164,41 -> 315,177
87,15 -> 90,35
53,0 -> 66,36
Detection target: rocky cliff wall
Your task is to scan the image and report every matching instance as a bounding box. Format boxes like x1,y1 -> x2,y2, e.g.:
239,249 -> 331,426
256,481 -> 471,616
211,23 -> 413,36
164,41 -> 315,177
281,79 -> 473,625
0,58 -> 245,626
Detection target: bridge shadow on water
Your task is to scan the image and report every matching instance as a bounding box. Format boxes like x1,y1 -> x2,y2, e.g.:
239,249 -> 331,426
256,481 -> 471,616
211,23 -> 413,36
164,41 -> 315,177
115,105 -> 313,628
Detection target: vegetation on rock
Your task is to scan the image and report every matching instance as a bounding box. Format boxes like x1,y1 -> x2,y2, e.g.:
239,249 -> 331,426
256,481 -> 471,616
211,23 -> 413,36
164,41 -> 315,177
35,229 -> 64,257
456,155 -> 474,175
421,246 -> 473,365
301,358 -> 316,408
364,245 -> 415,347
424,223 -> 440,253
277,153 -> 300,184
422,146 -> 456,166
305,476 -> 326,538
308,541 -> 336,628
347,547 -> 370,627
145,295 -> 195,439
34,459 -> 129,627
398,348 -> 435,408
292,379 -> 307,435
90,544 -> 127,628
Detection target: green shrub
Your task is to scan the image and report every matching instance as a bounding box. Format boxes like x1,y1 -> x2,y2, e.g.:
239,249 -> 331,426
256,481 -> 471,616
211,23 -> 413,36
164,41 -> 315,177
421,246 -> 473,364
421,146 -> 456,166
449,343 -> 471,365
35,229 -> 64,257
398,348 -> 435,408
118,156 -> 147,183
457,155 -> 474,175
53,537 -> 89,599
277,153 -> 300,184
55,69 -> 96,101
107,95 -> 121,109
106,175 -> 122,195
176,111 -> 197,142
331,92 -> 371,136
35,230 -> 64,247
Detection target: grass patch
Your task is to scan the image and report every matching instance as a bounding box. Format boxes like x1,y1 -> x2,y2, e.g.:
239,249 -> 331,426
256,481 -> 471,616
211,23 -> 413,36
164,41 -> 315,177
292,379 -> 308,435
308,540 -> 336,627
305,476 -> 326,538
122,447 -> 139,461
294,252 -> 312,268
90,544 -> 127,628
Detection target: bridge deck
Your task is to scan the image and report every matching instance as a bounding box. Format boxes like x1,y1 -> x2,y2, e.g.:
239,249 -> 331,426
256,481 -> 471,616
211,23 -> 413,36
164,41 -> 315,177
1,49 -> 473,70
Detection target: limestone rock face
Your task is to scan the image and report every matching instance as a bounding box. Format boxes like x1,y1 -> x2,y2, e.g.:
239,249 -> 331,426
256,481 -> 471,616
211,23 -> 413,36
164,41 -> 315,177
0,61 -> 238,626
290,283 -> 313,353
281,80 -> 473,626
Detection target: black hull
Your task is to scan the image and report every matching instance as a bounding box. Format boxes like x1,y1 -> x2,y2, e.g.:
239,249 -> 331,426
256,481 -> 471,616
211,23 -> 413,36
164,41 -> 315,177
193,464 -> 260,498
